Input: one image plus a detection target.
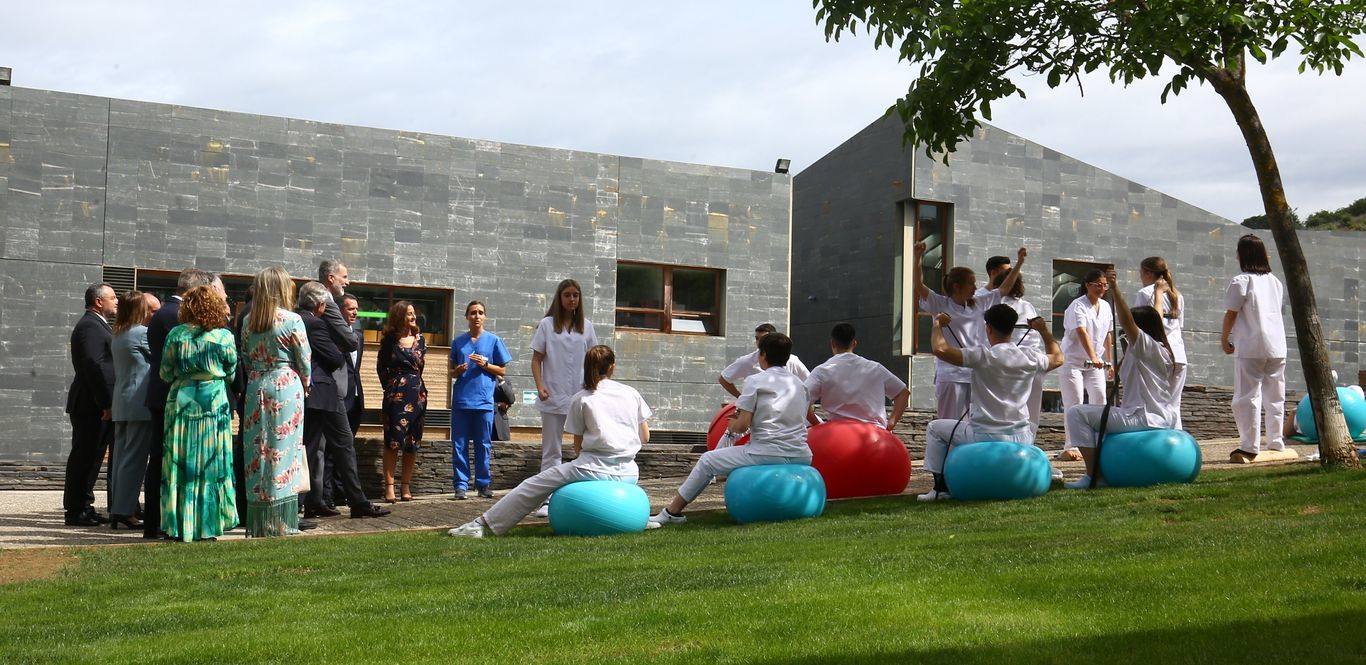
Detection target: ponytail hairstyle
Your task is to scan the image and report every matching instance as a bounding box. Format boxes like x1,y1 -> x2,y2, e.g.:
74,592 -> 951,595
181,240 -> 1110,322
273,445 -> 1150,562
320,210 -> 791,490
1129,305 -> 1175,380
943,267 -> 977,305
1140,256 -> 1181,318
582,344 -> 615,391
546,278 -> 586,334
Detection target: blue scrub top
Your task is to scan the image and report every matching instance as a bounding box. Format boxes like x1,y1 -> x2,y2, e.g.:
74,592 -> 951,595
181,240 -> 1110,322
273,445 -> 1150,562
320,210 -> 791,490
450,331 -> 512,411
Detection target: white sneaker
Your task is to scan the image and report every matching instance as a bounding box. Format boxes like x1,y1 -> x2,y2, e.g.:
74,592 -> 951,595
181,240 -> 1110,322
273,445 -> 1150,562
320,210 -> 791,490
917,489 -> 951,502
532,503 -> 550,518
648,510 -> 687,527
447,520 -> 488,538
1051,467 -> 1064,481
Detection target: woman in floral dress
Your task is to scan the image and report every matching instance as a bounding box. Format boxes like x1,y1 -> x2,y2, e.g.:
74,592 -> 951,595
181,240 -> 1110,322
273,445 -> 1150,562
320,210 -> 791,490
159,285 -> 239,542
240,267 -> 312,537
376,301 -> 427,502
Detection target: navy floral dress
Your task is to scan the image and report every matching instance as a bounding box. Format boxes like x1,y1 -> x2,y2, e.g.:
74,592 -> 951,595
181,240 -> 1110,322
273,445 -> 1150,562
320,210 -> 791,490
377,334 -> 428,453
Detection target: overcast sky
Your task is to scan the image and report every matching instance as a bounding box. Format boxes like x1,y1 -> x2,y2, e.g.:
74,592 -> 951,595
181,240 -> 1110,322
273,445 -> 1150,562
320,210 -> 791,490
6,1 -> 1364,221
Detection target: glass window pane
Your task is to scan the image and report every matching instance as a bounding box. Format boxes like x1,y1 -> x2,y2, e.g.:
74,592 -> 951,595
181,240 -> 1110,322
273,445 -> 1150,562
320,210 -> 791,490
617,264 -> 664,310
671,268 -> 717,313
914,313 -> 933,354
616,311 -> 663,330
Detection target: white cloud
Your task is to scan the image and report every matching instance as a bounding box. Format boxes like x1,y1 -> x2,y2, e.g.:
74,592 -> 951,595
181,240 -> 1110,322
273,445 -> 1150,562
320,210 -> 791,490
3,1 -> 1363,221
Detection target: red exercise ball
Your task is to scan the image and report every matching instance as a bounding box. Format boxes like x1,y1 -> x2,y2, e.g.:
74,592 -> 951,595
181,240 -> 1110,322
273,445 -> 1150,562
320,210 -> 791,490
706,403 -> 750,450
808,420 -> 911,499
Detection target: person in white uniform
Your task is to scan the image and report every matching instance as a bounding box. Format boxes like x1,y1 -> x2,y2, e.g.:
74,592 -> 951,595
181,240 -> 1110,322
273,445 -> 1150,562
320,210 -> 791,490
805,323 -> 910,429
1057,268 -> 1114,460
1221,234 -> 1288,462
1064,269 -> 1180,489
719,323 -> 810,397
650,333 -> 814,526
531,278 -> 599,472
973,255 -> 1012,298
1133,256 -> 1187,429
918,306 -> 1064,501
912,243 -> 1027,420
989,269 -> 1047,434
449,346 -> 650,537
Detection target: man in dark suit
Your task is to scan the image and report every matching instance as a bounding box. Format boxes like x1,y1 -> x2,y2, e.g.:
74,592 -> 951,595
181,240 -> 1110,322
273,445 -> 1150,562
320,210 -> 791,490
323,293 -> 365,508
64,283 -> 118,526
298,282 -> 390,520
141,268 -> 214,539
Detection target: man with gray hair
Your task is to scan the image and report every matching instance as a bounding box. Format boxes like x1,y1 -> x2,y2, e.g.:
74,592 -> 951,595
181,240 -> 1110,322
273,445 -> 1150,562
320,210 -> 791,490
298,281 -> 391,519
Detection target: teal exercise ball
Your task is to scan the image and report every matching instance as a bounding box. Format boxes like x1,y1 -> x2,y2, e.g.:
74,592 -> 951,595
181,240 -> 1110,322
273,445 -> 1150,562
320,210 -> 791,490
1296,387 -> 1366,440
943,441 -> 1052,501
1098,429 -> 1201,487
723,464 -> 826,524
548,480 -> 650,536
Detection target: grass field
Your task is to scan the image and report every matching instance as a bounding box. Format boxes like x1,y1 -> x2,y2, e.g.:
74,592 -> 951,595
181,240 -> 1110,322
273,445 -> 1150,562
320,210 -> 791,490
1,466 -> 1363,664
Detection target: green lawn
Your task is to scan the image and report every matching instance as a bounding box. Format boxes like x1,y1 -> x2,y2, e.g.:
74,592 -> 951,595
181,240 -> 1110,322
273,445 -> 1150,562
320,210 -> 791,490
2,466 -> 1364,664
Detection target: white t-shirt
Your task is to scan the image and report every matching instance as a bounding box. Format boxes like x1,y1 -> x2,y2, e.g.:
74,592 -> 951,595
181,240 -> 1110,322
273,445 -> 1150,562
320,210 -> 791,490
735,367 -> 810,457
1133,285 -> 1187,365
1224,273 -> 1287,359
919,290 -> 1002,383
960,343 -> 1050,437
1118,330 -> 1179,428
1061,296 -> 1113,366
530,316 -> 599,414
721,349 -> 810,386
564,379 -> 651,476
805,352 -> 907,427
999,295 -> 1043,350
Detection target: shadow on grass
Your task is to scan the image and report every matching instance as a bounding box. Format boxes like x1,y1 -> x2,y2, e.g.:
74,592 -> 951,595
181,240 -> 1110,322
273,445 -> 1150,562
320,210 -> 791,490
757,609 -> 1366,664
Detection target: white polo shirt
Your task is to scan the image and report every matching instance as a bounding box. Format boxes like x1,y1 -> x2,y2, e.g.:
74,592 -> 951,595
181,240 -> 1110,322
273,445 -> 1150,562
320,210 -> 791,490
999,295 -> 1043,351
1133,285 -> 1187,365
805,352 -> 907,427
721,349 -> 810,386
735,366 -> 810,457
1224,273 -> 1287,359
960,343 -> 1050,437
564,379 -> 651,476
919,290 -> 1002,383
1118,331 -> 1179,428
1061,296 -> 1113,366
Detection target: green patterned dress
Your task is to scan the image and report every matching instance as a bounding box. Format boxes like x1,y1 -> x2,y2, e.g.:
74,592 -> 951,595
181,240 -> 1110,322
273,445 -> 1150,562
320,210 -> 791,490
159,324 -> 239,542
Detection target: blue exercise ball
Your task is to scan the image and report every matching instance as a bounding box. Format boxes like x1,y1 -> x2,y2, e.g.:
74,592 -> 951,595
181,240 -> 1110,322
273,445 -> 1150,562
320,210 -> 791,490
1098,429 -> 1201,487
723,464 -> 826,524
943,441 -> 1052,501
1296,387 -> 1366,440
548,480 -> 650,536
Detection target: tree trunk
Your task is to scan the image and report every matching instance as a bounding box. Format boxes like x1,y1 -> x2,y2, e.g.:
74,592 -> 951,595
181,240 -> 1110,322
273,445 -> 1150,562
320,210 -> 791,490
1210,73 -> 1359,468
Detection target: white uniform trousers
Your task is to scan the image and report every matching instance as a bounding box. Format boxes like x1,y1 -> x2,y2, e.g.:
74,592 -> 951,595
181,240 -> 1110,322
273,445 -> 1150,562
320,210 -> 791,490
934,380 -> 971,420
1026,373 -> 1044,437
1232,357 -> 1286,454
482,461 -> 634,536
1064,404 -> 1157,449
539,412 -> 568,471
923,420 -> 1033,474
1059,364 -> 1106,449
1171,363 -> 1188,430
677,446 -> 812,503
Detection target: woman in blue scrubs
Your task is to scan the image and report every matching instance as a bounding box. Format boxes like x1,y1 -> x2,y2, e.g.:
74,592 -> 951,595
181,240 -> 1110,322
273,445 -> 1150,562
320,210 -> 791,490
449,300 -> 512,499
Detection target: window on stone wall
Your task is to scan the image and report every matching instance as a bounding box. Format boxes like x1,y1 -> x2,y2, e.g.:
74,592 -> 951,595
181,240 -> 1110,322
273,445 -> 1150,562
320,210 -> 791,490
909,200 -> 954,354
616,262 -> 724,335
1051,259 -> 1117,361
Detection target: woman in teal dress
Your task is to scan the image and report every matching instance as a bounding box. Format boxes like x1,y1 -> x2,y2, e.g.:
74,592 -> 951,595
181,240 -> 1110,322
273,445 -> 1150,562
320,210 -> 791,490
159,284 -> 239,542
240,267 -> 312,537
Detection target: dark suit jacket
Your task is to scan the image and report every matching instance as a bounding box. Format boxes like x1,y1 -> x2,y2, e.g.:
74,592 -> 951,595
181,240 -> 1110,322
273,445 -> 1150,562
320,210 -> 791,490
66,310 -> 115,417
492,377 -> 516,442
343,328 -> 364,412
144,296 -> 182,412
231,306 -> 250,417
301,310 -> 345,413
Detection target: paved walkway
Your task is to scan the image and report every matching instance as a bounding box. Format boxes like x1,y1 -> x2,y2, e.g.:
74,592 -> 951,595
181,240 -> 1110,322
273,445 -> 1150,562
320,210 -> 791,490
0,438 -> 1318,549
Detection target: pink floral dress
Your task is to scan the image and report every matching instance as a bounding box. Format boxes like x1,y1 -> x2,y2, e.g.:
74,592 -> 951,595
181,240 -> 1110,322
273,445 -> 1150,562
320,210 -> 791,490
241,308 -> 311,537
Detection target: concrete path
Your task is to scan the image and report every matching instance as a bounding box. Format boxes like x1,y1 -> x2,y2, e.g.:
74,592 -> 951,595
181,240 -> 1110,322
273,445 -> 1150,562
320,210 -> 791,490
0,438 -> 1319,550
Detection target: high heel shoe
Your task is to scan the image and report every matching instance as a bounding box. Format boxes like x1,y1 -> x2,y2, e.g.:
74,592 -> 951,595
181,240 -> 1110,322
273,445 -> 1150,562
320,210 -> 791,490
401,485 -> 413,502
110,516 -> 143,530
384,484 -> 397,504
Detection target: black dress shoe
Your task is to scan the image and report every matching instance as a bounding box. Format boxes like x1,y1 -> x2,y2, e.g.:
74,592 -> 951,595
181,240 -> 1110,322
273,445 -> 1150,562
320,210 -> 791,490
82,509 -> 109,524
304,506 -> 341,519
350,503 -> 392,518
65,514 -> 101,527
297,519 -> 319,531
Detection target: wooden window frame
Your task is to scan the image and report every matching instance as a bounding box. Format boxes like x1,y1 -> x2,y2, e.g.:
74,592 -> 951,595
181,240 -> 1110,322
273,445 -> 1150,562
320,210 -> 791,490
615,261 -> 725,336
908,200 -> 954,355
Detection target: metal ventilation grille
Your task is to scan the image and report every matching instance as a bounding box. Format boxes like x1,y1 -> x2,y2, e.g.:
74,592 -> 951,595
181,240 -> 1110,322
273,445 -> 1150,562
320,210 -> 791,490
650,430 -> 707,446
102,266 -> 136,294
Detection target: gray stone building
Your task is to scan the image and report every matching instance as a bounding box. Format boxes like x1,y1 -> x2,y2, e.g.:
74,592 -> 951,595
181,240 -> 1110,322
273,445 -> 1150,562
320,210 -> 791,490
0,85 -> 792,469
793,114 -> 1364,409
